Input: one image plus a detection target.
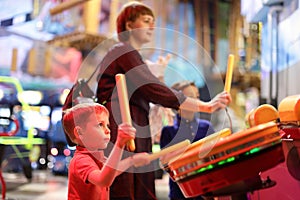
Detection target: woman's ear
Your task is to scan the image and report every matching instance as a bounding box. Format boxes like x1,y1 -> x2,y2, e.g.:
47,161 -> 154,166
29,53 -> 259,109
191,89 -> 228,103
126,21 -> 132,31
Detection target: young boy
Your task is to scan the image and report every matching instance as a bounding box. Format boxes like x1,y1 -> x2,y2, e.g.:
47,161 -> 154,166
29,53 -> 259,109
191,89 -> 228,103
62,102 -> 150,200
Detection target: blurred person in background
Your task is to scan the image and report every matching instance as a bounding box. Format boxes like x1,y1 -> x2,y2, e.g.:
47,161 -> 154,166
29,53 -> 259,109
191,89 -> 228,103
160,81 -> 215,200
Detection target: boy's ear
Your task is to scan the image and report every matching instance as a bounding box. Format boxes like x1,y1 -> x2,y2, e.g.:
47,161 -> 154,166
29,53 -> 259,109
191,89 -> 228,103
74,126 -> 83,137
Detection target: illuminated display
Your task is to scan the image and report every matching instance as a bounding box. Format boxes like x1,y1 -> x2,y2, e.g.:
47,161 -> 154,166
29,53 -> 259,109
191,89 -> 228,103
17,90 -> 43,105
173,136 -> 282,181
22,105 -> 51,131
51,107 -> 62,125
0,107 -> 10,117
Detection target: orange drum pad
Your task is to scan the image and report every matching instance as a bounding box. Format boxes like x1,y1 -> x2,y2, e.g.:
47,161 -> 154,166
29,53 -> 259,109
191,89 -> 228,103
247,104 -> 279,127
165,122 -> 285,198
278,95 -> 300,124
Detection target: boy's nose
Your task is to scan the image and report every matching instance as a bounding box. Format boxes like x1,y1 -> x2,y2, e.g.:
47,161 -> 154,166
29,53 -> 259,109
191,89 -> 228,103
105,128 -> 111,135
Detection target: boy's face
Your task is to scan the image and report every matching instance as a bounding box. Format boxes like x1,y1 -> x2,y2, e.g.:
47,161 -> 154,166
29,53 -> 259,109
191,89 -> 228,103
182,85 -> 199,99
179,85 -> 200,117
80,112 -> 110,150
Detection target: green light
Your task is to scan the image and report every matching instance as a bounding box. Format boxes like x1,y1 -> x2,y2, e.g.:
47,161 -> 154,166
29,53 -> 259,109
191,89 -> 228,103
217,157 -> 235,166
207,164 -> 213,169
249,147 -> 260,154
227,157 -> 235,162
0,137 -> 45,145
218,160 -> 226,165
194,158 -> 237,175
197,168 -> 207,173
196,164 -> 214,173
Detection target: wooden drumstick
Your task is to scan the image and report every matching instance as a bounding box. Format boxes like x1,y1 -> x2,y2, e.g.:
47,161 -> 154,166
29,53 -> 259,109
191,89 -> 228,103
187,128 -> 231,150
167,128 -> 231,166
115,74 -> 136,152
148,139 -> 191,161
224,54 -> 234,93
50,0 -> 90,15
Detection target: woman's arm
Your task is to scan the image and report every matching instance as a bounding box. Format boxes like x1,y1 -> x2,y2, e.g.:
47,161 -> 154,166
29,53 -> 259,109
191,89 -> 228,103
180,91 -> 232,113
117,46 -> 231,113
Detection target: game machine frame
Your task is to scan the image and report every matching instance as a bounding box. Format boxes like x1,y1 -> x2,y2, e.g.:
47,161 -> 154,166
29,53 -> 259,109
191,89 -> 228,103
249,95 -> 300,199
0,76 -> 45,199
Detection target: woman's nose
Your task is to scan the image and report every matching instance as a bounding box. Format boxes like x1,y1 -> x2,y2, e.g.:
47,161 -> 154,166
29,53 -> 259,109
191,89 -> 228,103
149,22 -> 155,29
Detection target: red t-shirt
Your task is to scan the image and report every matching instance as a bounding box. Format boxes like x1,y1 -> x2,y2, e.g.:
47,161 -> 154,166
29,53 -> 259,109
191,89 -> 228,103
68,146 -> 109,200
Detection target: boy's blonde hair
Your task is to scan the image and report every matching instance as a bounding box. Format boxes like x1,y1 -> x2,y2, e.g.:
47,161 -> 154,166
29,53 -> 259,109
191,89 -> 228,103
171,81 -> 196,92
62,103 -> 109,143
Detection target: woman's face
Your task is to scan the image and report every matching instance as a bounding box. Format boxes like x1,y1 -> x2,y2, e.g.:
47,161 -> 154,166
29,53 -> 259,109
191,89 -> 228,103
127,14 -> 155,46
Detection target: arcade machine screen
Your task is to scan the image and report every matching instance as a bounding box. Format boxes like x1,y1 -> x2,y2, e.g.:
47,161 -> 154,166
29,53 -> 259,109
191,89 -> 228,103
51,107 -> 62,126
0,107 -> 10,117
0,106 -> 11,133
22,105 -> 51,137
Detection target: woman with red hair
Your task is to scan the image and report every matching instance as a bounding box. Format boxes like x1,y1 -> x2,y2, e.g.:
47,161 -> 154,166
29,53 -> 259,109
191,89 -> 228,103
96,2 -> 231,199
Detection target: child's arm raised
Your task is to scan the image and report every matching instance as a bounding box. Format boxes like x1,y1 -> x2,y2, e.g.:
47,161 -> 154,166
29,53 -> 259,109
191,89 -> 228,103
87,123 -> 135,187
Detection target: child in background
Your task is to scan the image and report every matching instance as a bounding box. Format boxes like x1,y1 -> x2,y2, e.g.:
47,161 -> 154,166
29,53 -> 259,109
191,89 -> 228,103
160,81 -> 215,200
62,103 -> 150,200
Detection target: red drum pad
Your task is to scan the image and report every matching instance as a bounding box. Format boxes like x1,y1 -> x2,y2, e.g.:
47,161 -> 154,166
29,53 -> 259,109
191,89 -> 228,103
167,122 -> 285,198
177,143 -> 284,197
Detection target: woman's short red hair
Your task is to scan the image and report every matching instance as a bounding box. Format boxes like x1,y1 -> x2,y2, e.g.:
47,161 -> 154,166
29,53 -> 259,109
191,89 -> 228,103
117,1 -> 154,42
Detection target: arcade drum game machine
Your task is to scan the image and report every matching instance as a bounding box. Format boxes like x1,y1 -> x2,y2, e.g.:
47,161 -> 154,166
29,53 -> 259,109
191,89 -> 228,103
159,54 -> 300,200
161,95 -> 300,200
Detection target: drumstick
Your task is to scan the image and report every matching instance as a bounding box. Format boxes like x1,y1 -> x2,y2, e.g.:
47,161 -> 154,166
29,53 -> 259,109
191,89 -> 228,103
187,128 -> 231,150
115,74 -> 136,152
148,139 -> 191,161
50,0 -> 90,15
224,54 -> 234,93
167,128 -> 231,165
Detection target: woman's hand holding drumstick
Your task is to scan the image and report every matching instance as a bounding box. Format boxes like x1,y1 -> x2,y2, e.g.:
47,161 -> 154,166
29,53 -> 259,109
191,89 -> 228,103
179,55 -> 234,114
